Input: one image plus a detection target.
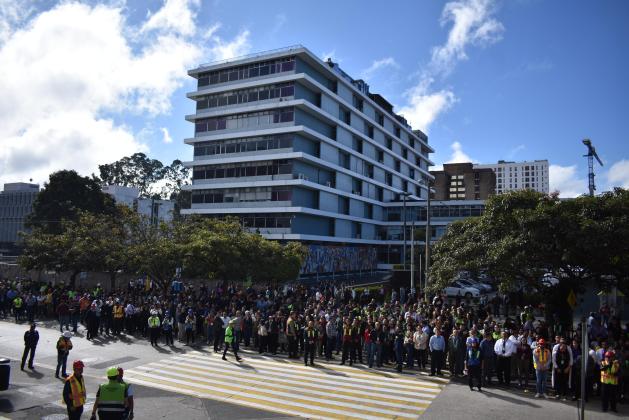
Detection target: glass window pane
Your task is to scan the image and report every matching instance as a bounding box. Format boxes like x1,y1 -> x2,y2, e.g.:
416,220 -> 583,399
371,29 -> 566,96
281,85 -> 295,97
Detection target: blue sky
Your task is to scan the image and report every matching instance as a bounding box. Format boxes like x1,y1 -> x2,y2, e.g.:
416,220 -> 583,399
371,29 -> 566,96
0,0 -> 627,197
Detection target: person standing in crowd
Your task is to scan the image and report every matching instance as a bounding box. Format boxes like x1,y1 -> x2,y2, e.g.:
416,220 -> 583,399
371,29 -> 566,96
600,350 -> 620,412
56,331 -> 73,378
553,339 -> 572,400
480,331 -> 495,386
213,312 -> 224,352
515,336 -> 531,390
449,328 -> 466,377
258,318 -> 268,353
286,311 -> 298,359
112,299 -> 124,336
340,318 -> 353,366
90,367 -> 128,420
184,309 -> 195,345
303,320 -> 318,366
414,324 -> 429,370
466,338 -> 483,391
13,294 -> 23,323
222,319 -> 242,362
148,310 -> 161,346
429,328 -> 445,376
162,310 -> 174,346
494,330 -> 516,386
533,338 -> 551,398
21,323 -> 39,370
325,315 -> 337,362
62,360 -> 86,420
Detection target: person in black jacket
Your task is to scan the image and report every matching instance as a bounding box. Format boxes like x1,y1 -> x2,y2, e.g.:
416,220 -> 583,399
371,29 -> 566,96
22,323 -> 39,370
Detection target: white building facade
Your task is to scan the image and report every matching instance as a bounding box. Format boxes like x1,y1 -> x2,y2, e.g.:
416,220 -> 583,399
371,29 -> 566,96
103,185 -> 174,223
474,160 -> 549,194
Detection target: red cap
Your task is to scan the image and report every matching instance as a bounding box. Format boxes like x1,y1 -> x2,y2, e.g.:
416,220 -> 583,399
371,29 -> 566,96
605,351 -> 614,358
538,338 -> 545,345
73,360 -> 84,369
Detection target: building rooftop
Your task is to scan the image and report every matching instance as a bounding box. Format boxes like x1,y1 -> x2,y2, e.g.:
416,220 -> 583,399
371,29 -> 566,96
2,183 -> 39,193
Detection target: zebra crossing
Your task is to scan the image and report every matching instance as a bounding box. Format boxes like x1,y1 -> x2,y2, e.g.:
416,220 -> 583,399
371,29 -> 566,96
124,350 -> 448,419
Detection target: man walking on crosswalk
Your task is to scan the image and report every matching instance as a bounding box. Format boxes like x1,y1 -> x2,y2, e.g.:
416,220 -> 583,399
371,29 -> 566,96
304,320 -> 318,366
223,319 -> 242,362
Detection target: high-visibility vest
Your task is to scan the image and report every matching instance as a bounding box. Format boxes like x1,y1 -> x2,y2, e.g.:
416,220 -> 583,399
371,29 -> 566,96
149,316 -> 160,328
13,297 -> 22,308
224,326 -> 234,344
66,374 -> 86,408
533,348 -> 549,370
97,381 -> 126,414
601,360 -> 620,385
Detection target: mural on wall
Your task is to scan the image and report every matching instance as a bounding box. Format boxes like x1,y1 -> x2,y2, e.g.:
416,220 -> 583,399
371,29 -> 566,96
301,245 -> 378,274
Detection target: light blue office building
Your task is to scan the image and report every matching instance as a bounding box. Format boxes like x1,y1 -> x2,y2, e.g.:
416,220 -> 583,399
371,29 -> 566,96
183,45 -> 448,277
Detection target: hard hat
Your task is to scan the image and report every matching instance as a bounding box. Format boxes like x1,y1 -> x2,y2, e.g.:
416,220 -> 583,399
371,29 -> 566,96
63,331 -> 72,338
73,360 -> 84,369
107,367 -> 119,377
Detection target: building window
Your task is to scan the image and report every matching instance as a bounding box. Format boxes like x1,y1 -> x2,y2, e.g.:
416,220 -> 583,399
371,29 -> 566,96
376,111 -> 384,126
352,137 -> 363,154
394,126 -> 400,137
195,107 -> 294,134
194,134 -> 292,157
352,95 -> 363,112
377,150 -> 384,163
365,123 -> 374,139
196,82 -> 295,111
339,106 -> 351,124
386,137 -> 393,150
197,56 -> 296,88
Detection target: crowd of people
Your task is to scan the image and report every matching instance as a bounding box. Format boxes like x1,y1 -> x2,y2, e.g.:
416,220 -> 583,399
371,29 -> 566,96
2,276 -> 628,414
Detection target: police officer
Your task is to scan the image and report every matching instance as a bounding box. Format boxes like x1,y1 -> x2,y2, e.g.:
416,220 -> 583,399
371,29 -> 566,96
91,367 -> 128,420
222,319 -> 242,362
13,295 -> 23,323
62,360 -> 86,420
21,322 -> 39,370
148,310 -> 161,346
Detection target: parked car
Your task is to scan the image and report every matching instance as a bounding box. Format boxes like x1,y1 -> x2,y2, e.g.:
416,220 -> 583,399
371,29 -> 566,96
443,283 -> 481,298
457,279 -> 493,292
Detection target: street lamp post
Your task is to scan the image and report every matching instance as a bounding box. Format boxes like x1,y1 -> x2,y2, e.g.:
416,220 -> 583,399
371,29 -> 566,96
402,192 -> 408,270
425,182 -> 432,302
410,218 -> 415,295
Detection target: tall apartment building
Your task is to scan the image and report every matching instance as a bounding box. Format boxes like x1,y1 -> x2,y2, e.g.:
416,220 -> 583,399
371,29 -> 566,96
430,163 -> 496,200
475,160 -> 549,194
183,45 -> 435,274
0,183 -> 39,253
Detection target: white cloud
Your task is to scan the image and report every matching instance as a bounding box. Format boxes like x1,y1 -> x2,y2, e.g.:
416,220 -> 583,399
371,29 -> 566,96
208,29 -> 251,61
0,1 -> 249,186
400,0 -> 503,132
431,141 -> 475,170
606,159 -> 629,189
161,127 -> 173,144
360,57 -> 400,80
141,0 -> 200,36
549,164 -> 587,198
431,0 -> 504,76
398,78 -> 457,133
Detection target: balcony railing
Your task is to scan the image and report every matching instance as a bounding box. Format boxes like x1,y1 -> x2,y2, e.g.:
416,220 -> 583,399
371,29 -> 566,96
199,45 -> 304,68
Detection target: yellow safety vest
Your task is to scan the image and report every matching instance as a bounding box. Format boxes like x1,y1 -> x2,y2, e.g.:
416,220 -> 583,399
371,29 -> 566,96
601,360 -> 620,385
66,374 -> 86,407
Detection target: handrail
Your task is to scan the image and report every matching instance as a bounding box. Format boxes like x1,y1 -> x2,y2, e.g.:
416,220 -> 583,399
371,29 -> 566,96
198,44 -> 304,68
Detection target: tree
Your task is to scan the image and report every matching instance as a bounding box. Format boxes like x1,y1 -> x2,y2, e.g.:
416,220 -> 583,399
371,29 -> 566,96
430,189 -> 629,312
98,153 -> 164,198
28,170 -> 117,234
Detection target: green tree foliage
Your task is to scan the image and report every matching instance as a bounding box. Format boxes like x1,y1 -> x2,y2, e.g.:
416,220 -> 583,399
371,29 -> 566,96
430,189 -> 629,297
28,170 -> 117,234
98,153 -> 165,198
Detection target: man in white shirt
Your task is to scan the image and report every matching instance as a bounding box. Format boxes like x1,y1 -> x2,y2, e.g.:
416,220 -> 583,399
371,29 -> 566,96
494,330 -> 516,386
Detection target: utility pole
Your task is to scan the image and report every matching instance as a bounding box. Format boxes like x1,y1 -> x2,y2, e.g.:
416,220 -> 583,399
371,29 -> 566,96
402,192 -> 410,270
410,218 -> 415,294
582,139 -> 603,197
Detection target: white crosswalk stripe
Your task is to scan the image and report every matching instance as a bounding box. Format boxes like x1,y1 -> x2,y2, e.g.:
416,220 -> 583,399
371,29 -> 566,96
124,350 -> 447,419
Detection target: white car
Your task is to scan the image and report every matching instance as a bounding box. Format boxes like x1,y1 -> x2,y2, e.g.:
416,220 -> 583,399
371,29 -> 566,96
457,278 -> 493,292
443,283 -> 481,298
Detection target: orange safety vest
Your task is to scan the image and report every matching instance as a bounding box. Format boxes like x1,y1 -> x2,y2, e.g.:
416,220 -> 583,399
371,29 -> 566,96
113,306 -> 124,319
601,360 -> 620,385
66,374 -> 86,407
57,338 -> 73,352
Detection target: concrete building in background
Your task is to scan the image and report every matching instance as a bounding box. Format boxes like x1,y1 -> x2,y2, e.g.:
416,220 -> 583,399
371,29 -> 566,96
103,185 -> 174,224
474,159 -> 549,194
182,45 -> 435,274
430,163 -> 496,200
0,183 -> 39,253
